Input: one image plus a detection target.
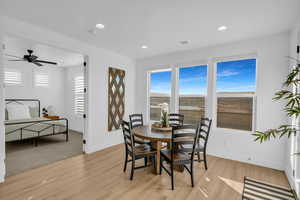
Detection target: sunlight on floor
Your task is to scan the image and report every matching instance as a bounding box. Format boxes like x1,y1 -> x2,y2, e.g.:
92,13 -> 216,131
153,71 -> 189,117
218,176 -> 244,194
197,186 -> 209,198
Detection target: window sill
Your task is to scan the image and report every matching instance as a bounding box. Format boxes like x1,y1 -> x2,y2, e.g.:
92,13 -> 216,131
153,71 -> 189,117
213,127 -> 254,134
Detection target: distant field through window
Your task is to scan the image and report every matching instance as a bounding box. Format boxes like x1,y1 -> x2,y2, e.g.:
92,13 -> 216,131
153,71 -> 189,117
149,70 -> 172,121
179,65 -> 207,124
216,58 -> 256,131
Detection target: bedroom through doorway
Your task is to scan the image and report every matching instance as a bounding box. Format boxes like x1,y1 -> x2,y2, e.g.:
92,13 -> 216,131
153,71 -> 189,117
3,35 -> 87,177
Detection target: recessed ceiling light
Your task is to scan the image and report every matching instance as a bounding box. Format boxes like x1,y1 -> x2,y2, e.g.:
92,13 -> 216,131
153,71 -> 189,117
218,26 -> 227,31
179,40 -> 190,45
95,23 -> 105,29
141,45 -> 148,49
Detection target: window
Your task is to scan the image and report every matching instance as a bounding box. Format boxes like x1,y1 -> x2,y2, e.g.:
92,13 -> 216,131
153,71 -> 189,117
149,70 -> 172,121
35,72 -> 49,87
216,58 -> 256,131
4,69 -> 22,85
178,65 -> 207,124
74,75 -> 84,115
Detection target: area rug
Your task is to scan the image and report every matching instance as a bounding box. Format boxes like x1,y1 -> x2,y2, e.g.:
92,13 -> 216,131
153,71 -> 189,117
242,177 -> 296,200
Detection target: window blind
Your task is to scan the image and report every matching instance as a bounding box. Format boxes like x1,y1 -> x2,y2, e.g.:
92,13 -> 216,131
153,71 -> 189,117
4,69 -> 22,85
35,72 -> 49,87
74,75 -> 84,115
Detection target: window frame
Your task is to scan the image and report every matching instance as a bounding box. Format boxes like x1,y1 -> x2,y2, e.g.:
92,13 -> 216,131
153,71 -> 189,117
147,68 -> 173,123
213,56 -> 257,133
175,63 -> 209,123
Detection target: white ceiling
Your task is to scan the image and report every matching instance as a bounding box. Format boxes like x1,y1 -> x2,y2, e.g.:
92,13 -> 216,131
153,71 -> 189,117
1,0 -> 300,59
4,36 -> 84,67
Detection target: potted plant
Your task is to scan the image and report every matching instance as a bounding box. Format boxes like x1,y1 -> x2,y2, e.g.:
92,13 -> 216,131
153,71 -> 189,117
254,59 -> 299,156
160,103 -> 169,128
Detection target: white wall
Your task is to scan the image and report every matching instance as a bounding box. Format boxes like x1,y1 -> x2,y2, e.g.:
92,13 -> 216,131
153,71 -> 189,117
0,16 -> 136,181
136,32 -> 289,170
0,16 -> 5,182
64,65 -> 84,133
3,61 -> 65,116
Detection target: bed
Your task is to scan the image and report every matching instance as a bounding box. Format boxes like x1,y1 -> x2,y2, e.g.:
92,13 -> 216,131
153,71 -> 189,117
5,99 -> 68,146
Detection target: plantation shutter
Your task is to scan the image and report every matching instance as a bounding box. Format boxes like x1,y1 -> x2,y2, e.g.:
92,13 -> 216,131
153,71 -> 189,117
4,69 -> 22,85
74,75 -> 84,115
35,72 -> 49,87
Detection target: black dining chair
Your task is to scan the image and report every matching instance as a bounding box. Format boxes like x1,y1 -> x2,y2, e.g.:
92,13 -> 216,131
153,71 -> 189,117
168,113 -> 184,127
121,120 -> 156,180
195,118 -> 212,170
160,123 -> 201,190
129,114 -> 144,128
129,114 -> 151,145
181,118 -> 212,170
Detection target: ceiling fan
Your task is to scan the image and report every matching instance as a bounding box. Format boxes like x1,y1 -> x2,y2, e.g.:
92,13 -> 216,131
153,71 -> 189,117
5,49 -> 57,67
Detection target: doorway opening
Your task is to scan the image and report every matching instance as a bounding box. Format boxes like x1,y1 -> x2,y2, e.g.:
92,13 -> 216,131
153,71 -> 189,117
3,35 -> 88,177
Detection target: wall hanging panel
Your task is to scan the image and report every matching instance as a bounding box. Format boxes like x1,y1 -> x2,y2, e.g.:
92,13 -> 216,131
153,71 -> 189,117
108,67 -> 125,131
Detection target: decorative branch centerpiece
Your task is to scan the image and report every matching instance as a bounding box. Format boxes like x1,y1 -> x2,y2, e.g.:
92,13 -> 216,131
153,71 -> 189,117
160,103 -> 169,128
152,103 -> 172,131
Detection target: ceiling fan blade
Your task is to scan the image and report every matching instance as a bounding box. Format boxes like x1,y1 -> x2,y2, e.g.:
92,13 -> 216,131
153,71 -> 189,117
8,59 -> 24,61
4,54 -> 23,59
35,60 -> 57,65
33,62 -> 43,67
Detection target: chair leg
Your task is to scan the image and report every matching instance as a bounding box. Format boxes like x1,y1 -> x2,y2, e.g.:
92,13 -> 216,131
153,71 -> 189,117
204,151 -> 208,170
197,152 -> 201,162
159,157 -> 162,175
171,162 -> 174,190
130,160 -> 135,180
144,157 -> 148,167
191,163 -> 194,187
123,151 -> 128,172
152,155 -> 156,171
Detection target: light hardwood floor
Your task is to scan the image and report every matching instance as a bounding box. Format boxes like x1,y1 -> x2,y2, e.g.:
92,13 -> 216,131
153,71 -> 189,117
0,144 -> 289,200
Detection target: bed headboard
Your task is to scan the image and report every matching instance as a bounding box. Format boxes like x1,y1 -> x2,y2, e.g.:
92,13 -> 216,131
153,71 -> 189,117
5,99 -> 41,118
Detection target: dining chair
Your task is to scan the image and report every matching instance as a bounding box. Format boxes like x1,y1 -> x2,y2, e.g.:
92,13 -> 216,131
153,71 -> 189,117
129,114 -> 144,128
195,118 -> 212,170
121,120 -> 156,180
160,123 -> 201,190
168,113 -> 184,127
181,118 -> 212,170
129,114 -> 151,145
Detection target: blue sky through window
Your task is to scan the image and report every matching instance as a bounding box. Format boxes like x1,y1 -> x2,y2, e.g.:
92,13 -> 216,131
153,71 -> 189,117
150,70 -> 172,94
216,59 -> 256,93
179,65 -> 207,95
150,59 -> 256,95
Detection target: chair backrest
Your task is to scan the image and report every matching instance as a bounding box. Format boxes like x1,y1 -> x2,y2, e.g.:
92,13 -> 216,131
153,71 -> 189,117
121,120 -> 135,155
198,118 -> 212,150
129,114 -> 143,129
168,113 -> 184,127
171,123 -> 201,162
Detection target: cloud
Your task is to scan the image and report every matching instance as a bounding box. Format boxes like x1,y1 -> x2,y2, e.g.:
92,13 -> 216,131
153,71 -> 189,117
179,76 -> 206,83
217,85 -> 255,92
217,70 -> 239,77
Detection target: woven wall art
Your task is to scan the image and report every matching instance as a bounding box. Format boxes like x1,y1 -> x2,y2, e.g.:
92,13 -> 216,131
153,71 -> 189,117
108,67 -> 125,131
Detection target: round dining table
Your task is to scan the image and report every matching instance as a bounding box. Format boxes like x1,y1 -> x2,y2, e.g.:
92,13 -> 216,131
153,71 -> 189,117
132,125 -> 172,174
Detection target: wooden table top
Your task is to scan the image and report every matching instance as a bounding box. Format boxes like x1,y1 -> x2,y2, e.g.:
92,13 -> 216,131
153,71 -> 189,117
132,125 -> 172,142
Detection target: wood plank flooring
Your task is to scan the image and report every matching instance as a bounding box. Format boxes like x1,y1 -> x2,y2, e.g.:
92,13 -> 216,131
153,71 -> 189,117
0,144 -> 289,200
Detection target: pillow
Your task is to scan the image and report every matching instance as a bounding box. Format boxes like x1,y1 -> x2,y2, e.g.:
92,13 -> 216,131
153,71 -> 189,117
6,104 -> 31,120
29,106 -> 39,118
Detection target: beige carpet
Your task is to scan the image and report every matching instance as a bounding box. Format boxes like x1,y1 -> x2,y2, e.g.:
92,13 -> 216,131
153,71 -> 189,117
5,130 -> 83,177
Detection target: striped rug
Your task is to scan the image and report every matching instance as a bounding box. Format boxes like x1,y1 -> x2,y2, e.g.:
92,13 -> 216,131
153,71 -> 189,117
242,177 -> 297,200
